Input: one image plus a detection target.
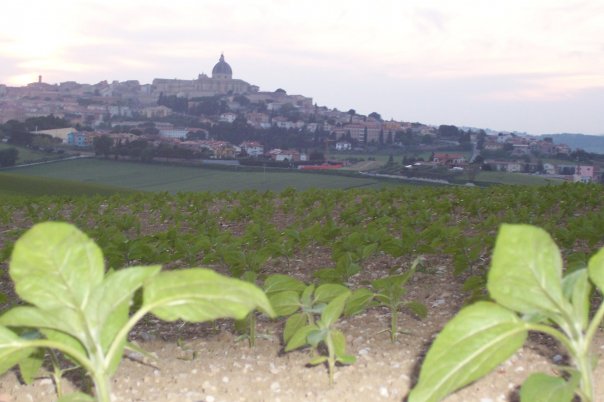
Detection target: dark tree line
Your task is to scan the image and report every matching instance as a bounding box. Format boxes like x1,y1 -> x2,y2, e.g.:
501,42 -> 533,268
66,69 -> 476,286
0,148 -> 18,167
0,115 -> 69,147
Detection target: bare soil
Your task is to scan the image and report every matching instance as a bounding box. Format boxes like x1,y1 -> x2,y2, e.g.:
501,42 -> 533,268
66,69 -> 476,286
1,251 -> 603,402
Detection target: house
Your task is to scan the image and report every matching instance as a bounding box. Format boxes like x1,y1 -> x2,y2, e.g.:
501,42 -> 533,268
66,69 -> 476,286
240,141 -> 264,157
484,139 -> 504,151
497,133 -> 513,143
190,140 -> 236,159
219,112 -> 237,123
432,153 -> 466,167
159,128 -> 189,139
335,141 -> 352,151
271,116 -> 296,129
574,165 -> 596,183
485,160 -> 523,173
305,123 -> 319,133
543,163 -> 557,175
141,105 -> 172,119
268,148 -> 307,162
67,131 -> 94,147
34,127 -> 78,143
245,112 -> 271,129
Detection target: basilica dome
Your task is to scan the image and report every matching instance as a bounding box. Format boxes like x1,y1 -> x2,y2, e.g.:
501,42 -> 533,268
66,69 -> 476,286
212,54 -> 232,79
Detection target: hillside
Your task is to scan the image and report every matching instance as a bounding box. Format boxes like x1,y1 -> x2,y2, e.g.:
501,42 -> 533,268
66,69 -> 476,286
539,133 -> 604,154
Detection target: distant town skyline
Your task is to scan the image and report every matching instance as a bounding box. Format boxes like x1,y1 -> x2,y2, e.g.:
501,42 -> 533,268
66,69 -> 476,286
2,0 -> 603,135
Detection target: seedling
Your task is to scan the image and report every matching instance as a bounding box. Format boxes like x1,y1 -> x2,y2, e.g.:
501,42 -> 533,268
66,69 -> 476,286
285,292 -> 356,384
0,222 -> 274,402
371,257 -> 427,342
269,280 -> 349,345
314,254 -> 362,284
408,224 -> 604,402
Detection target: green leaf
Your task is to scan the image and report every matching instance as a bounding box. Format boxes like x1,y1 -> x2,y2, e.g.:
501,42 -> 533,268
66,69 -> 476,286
263,274 -> 306,295
361,243 -> 378,260
408,302 -> 527,402
285,324 -> 316,352
344,288 -> 374,316
283,313 -> 306,344
519,373 -> 577,402
0,326 -> 36,375
588,247 -> 604,293
0,306 -> 87,350
314,268 -> 343,284
331,329 -> 347,357
88,266 -> 161,352
10,222 -> 104,310
336,353 -> 356,365
487,224 -> 568,317
269,291 -> 300,317
405,301 -> 428,319
308,355 -> 328,365
561,269 -> 590,331
301,284 -> 315,306
144,269 -> 275,322
18,348 -> 45,384
314,284 -> 349,304
321,292 -> 350,327
307,328 -> 326,347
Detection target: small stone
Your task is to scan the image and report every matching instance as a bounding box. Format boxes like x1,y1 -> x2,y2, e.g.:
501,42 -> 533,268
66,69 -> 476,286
222,376 -> 229,383
269,362 -> 279,374
379,386 -> 389,397
431,299 -> 445,307
206,396 -> 215,402
359,348 -> 370,356
480,398 -> 493,402
38,378 -> 53,386
552,354 -> 563,363
191,368 -> 198,374
271,382 -> 281,392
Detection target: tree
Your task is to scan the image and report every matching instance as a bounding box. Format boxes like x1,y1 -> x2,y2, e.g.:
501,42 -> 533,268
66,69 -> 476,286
368,112 -> 382,121
93,135 -> 113,158
3,120 -> 33,146
348,109 -> 356,122
309,151 -> 325,161
437,125 -> 460,138
476,130 -> 486,150
0,148 -> 18,167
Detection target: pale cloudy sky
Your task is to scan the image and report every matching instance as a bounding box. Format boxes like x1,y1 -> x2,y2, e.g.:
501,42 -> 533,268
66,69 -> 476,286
1,0 -> 604,134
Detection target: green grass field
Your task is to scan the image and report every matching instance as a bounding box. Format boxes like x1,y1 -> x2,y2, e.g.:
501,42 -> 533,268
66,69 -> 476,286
0,172 -> 131,196
0,143 -> 65,165
4,159 -> 396,193
471,171 -> 564,186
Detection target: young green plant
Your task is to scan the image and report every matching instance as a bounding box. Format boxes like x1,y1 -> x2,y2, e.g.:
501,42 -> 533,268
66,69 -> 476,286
371,257 -> 427,342
0,222 -> 274,402
284,292 -> 356,384
408,224 -> 604,402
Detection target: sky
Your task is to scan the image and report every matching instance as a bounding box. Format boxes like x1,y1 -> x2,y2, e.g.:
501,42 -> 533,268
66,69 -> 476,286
1,0 -> 604,135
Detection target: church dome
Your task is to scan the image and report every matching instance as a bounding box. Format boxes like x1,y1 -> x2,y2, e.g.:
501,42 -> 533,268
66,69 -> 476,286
212,54 -> 232,79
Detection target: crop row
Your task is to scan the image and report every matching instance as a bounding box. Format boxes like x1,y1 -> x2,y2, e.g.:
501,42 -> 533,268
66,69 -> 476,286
0,183 -> 603,401
1,184 -> 603,284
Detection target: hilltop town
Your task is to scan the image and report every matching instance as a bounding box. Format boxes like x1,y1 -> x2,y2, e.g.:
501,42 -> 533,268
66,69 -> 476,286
0,54 -> 602,184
